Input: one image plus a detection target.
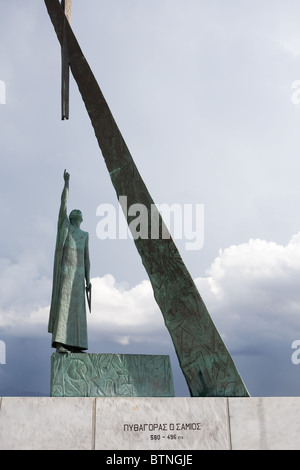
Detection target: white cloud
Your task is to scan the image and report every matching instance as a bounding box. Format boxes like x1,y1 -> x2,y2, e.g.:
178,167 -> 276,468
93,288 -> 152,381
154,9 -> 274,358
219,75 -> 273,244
0,305 -> 49,336
88,274 -> 166,345
1,232 -> 300,360
0,267 -> 167,346
195,232 -> 300,354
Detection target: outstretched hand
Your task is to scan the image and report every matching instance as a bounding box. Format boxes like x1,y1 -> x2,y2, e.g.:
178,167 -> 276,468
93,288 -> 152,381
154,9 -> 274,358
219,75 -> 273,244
64,169 -> 70,182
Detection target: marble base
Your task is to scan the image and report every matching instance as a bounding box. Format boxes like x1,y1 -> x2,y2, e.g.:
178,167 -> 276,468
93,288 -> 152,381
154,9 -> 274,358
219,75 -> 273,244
229,397 -> 300,450
95,397 -> 229,450
50,352 -> 175,397
1,397 -> 300,450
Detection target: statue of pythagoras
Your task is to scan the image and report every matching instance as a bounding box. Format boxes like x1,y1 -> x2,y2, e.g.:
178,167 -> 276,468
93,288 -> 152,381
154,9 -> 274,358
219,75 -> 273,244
48,170 -> 91,353
45,0 -> 249,395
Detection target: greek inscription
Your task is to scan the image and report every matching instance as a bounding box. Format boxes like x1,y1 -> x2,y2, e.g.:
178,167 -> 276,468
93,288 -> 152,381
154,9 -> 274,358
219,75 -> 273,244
123,421 -> 202,440
176,423 -> 202,431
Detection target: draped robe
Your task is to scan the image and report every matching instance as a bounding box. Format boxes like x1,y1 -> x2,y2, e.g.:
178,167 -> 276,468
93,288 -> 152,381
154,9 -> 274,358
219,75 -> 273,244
48,200 -> 89,350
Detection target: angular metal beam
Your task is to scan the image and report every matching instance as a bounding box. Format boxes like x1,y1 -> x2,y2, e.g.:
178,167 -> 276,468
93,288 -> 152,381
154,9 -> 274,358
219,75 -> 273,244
44,0 -> 249,397
61,0 -> 72,119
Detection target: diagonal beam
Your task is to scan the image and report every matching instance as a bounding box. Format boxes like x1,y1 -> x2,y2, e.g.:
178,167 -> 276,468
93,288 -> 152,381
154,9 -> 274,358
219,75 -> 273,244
44,0 -> 249,397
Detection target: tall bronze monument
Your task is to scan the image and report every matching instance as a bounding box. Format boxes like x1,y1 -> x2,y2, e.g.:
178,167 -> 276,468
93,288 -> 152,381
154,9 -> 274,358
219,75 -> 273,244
48,170 -> 91,353
45,0 -> 249,397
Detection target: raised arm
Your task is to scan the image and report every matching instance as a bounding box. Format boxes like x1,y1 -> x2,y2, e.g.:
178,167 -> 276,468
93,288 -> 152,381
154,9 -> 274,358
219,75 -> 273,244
58,169 -> 70,223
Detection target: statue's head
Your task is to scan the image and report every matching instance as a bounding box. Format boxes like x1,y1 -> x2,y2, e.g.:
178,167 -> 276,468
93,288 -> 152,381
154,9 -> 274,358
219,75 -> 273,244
69,209 -> 83,227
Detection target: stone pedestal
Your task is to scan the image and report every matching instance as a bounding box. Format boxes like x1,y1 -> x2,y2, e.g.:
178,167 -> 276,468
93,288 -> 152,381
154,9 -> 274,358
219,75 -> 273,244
50,353 -> 175,397
2,397 -> 300,450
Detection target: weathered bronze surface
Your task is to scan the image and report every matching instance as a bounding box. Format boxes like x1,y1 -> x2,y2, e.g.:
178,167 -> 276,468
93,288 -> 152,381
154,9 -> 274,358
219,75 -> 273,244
44,0 -> 249,396
51,353 -> 175,397
48,170 -> 91,353
61,0 -> 72,120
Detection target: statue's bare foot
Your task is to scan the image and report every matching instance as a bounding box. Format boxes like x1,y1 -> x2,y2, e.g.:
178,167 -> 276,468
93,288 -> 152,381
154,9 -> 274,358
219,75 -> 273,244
56,343 -> 68,354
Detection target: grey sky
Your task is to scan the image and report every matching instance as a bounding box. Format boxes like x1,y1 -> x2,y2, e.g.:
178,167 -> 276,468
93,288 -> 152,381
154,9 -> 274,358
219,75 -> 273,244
1,0 -> 300,396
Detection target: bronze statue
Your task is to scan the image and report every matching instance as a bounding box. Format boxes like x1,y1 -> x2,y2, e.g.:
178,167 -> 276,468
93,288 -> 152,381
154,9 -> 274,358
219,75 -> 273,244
48,170 -> 91,353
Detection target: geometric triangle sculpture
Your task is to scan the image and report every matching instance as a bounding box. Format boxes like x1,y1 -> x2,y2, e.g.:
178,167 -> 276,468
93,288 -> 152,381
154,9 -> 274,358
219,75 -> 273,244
44,0 -> 249,397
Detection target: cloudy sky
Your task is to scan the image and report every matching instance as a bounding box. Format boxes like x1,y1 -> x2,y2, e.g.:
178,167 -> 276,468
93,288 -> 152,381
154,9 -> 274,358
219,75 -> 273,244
1,0 -> 300,397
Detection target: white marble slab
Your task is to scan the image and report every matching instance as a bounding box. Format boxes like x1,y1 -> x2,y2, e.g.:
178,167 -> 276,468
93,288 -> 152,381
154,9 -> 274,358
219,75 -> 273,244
0,397 -> 95,450
229,397 -> 300,450
95,397 -> 230,450
2,397 -> 300,450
